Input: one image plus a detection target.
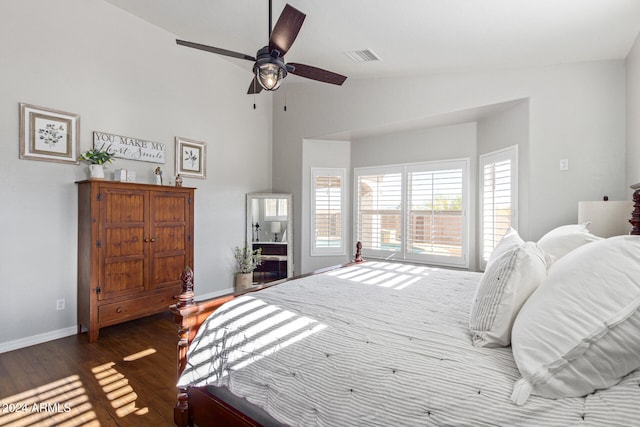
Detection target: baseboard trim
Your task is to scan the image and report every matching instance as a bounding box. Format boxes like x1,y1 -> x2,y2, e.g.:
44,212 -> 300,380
0,326 -> 78,354
1,289 -> 235,353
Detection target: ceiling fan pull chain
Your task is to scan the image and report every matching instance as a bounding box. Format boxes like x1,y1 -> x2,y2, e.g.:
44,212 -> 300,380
253,79 -> 257,109
284,86 -> 287,111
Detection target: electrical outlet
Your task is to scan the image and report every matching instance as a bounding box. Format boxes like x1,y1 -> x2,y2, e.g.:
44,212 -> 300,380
56,298 -> 65,311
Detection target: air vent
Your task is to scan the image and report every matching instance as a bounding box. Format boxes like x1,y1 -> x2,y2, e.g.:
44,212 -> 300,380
344,49 -> 381,63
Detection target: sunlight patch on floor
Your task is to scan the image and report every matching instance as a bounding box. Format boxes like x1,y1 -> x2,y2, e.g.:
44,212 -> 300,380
91,362 -> 148,418
123,348 -> 157,362
0,375 -> 98,427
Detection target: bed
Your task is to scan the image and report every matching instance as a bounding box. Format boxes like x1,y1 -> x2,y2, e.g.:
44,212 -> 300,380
171,189 -> 640,426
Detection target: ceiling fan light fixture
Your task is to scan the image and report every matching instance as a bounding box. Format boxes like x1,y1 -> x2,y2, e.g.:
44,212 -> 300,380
254,48 -> 288,91
255,62 -> 286,91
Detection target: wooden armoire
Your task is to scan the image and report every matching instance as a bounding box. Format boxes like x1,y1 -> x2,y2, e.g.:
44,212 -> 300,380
77,180 -> 194,342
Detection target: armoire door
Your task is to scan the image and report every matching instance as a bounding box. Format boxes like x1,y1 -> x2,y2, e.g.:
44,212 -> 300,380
98,187 -> 148,300
149,190 -> 192,290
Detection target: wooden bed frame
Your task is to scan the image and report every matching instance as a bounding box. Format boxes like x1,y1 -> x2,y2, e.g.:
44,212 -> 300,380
171,189 -> 640,426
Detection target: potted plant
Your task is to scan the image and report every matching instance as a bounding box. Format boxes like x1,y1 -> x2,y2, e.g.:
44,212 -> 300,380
79,148 -> 116,179
233,246 -> 262,291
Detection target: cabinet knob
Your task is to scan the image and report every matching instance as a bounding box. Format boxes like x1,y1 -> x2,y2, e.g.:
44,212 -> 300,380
144,238 -> 150,242
116,307 -> 123,313
150,237 -> 158,242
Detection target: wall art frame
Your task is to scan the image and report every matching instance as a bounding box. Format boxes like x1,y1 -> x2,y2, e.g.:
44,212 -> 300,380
175,137 -> 206,179
19,103 -> 80,164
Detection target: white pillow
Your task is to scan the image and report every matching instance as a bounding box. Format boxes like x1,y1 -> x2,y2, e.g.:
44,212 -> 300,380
511,235 -> 640,405
487,227 -> 524,267
537,223 -> 601,263
469,241 -> 548,348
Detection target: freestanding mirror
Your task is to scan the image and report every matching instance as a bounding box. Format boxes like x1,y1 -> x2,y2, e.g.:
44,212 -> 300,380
246,193 -> 293,283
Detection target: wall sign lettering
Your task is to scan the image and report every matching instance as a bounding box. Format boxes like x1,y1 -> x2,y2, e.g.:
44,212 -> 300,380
93,131 -> 166,164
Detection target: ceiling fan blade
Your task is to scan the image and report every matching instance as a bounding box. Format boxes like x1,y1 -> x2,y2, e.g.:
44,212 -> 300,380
247,76 -> 264,95
176,39 -> 256,61
287,63 -> 347,86
268,4 -> 306,56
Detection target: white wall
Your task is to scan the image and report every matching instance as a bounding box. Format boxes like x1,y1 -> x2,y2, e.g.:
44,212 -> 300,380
351,122 -> 477,169
273,60 -> 627,273
0,0 -> 272,350
477,100 -> 530,242
627,33 -> 640,189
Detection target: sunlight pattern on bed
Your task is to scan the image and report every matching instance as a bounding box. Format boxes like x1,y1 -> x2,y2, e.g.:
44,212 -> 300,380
178,296 -> 326,386
325,261 -> 436,290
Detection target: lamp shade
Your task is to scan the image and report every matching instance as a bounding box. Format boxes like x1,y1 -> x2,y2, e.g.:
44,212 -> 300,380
270,222 -> 282,233
578,200 -> 634,237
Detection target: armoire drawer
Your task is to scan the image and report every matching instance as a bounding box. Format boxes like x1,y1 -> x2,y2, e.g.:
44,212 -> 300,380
98,287 -> 179,326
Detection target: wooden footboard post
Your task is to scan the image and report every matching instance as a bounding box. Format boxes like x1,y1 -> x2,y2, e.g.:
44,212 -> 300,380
172,267 -> 195,427
630,187 -> 640,235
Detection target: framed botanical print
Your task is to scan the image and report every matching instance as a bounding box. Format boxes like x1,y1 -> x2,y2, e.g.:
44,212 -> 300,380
175,137 -> 207,179
19,103 -> 80,164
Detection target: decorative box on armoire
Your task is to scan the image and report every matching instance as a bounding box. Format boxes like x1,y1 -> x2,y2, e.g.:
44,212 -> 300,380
77,180 -> 194,342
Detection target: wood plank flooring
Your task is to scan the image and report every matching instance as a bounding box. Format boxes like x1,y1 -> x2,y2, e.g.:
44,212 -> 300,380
0,312 -> 178,426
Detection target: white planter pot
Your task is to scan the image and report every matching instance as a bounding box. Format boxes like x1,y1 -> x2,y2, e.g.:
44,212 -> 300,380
89,164 -> 105,180
235,272 -> 254,292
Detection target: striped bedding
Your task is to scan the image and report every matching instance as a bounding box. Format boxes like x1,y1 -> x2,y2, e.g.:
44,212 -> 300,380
178,261 -> 640,426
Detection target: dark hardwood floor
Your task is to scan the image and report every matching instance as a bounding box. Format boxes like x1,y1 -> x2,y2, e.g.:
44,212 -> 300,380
0,312 -> 178,426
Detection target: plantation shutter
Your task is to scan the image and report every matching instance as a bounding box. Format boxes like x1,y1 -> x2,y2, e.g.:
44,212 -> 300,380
355,160 -> 468,267
356,168 -> 403,256
311,168 -> 346,255
407,168 -> 464,260
265,198 -> 287,220
480,146 -> 518,268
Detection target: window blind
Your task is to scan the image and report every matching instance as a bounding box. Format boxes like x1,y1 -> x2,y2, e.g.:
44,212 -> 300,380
314,175 -> 342,249
407,168 -> 463,259
311,168 -> 346,255
480,146 -> 518,268
355,160 -> 468,267
356,171 -> 402,253
265,198 -> 288,220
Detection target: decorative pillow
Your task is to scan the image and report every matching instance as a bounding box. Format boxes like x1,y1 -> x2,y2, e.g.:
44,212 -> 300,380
469,241 -> 548,348
510,235 -> 640,405
536,223 -> 601,263
487,227 -> 524,267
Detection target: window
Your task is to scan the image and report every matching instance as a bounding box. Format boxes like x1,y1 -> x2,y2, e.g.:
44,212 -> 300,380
311,168 -> 346,255
355,159 -> 469,267
355,167 -> 403,255
479,146 -> 518,269
406,166 -> 464,260
264,197 -> 288,221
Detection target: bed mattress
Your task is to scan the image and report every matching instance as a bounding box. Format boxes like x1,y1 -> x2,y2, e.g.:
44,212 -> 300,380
178,261 -> 640,426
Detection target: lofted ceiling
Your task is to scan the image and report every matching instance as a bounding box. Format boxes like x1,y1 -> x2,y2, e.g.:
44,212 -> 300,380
104,0 -> 640,84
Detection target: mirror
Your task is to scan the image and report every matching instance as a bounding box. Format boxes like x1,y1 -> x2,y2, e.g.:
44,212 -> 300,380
246,193 -> 293,283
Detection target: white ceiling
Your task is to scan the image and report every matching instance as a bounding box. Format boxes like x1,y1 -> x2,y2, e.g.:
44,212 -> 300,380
104,0 -> 640,84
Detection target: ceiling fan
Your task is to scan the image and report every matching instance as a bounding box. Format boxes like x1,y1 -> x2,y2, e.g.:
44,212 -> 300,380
176,1 -> 347,94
